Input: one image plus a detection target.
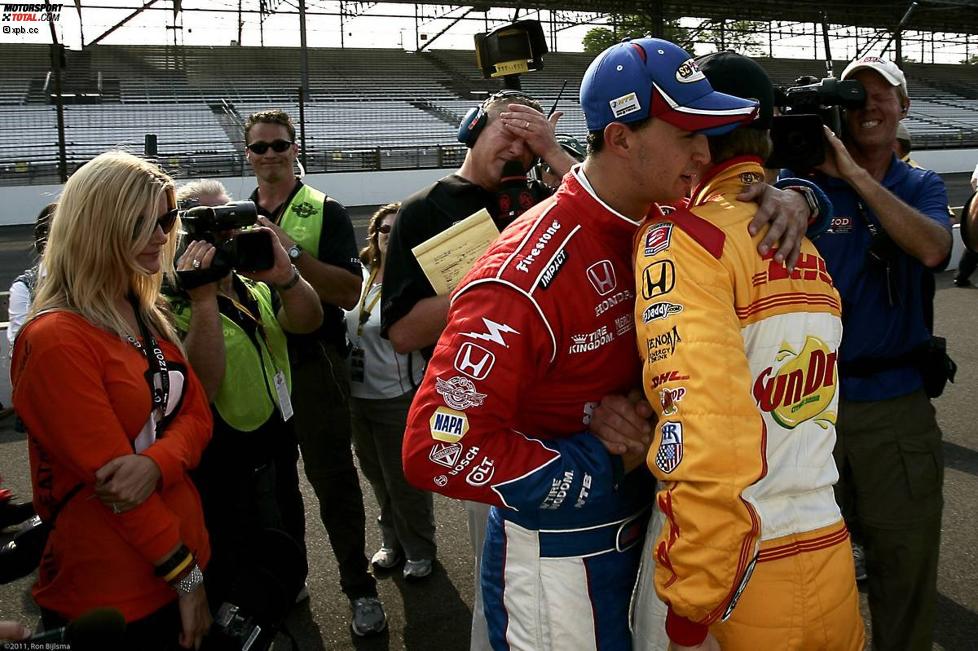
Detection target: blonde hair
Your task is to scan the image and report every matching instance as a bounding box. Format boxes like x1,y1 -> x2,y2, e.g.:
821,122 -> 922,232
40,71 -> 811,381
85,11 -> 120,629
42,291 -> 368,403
30,150 -> 181,344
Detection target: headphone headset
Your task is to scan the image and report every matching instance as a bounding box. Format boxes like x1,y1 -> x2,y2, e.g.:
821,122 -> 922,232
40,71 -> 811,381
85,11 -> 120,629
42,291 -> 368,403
458,90 -> 535,148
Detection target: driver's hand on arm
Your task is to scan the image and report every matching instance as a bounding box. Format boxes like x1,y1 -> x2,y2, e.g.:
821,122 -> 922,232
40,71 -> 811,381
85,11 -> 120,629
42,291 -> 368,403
590,390 -> 656,468
737,182 -> 809,270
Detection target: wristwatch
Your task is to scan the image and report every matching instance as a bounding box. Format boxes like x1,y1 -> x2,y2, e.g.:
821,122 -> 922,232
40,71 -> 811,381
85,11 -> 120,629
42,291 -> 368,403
785,185 -> 820,225
174,563 -> 204,596
287,243 -> 303,260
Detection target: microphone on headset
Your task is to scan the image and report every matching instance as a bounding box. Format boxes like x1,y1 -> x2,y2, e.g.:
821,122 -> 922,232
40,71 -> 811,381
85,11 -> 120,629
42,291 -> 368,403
496,160 -> 536,227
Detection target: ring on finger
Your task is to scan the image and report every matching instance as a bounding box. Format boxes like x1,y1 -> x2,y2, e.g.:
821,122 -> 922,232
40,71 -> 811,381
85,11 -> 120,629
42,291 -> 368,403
112,503 -> 121,514
192,259 -> 201,270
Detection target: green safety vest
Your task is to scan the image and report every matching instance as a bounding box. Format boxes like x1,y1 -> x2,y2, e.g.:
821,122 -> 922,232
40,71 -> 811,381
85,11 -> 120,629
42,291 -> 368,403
278,183 -> 325,254
170,278 -> 291,432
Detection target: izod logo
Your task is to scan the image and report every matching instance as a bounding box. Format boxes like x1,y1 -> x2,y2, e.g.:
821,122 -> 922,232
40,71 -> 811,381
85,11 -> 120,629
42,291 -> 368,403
752,337 -> 838,429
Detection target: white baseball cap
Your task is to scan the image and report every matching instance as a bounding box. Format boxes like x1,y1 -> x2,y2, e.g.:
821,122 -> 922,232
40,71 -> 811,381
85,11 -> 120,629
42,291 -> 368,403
841,56 -> 908,99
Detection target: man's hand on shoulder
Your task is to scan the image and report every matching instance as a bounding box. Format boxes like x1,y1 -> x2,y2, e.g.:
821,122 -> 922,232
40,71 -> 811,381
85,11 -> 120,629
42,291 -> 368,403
738,183 -> 809,270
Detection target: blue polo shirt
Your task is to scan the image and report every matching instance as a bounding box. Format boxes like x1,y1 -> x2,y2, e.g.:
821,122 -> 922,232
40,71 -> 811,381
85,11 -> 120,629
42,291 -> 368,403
788,156 -> 951,401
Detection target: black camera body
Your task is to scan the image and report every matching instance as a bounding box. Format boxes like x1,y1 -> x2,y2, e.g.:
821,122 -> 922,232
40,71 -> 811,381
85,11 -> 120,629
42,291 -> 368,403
180,201 -> 275,274
768,76 -> 866,171
474,20 -> 548,80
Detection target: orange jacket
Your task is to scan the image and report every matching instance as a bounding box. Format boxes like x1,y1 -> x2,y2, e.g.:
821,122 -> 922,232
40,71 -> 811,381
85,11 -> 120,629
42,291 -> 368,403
12,311 -> 212,622
634,158 -> 843,645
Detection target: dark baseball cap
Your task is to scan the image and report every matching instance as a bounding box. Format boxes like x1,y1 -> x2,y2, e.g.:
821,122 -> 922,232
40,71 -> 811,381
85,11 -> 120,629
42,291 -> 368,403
696,51 -> 774,131
580,38 -> 759,135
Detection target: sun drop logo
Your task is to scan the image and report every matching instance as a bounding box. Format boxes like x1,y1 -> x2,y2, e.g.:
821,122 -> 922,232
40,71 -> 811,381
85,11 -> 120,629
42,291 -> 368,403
752,337 -> 838,429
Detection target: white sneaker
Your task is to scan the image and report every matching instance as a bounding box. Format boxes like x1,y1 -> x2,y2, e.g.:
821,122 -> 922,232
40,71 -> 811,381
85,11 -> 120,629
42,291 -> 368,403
403,558 -> 433,580
371,547 -> 402,570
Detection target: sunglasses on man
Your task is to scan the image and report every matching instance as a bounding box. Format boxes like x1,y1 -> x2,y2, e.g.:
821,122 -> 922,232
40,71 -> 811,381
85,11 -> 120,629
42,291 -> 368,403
246,139 -> 294,155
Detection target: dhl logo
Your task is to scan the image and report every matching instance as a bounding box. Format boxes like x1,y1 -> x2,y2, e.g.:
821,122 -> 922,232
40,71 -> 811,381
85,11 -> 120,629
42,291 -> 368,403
752,336 -> 837,429
752,252 -> 833,287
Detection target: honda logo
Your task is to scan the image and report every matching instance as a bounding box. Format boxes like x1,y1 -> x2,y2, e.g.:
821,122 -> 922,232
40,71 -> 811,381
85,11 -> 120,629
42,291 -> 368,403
454,342 -> 496,380
586,260 -> 617,296
641,260 -> 675,299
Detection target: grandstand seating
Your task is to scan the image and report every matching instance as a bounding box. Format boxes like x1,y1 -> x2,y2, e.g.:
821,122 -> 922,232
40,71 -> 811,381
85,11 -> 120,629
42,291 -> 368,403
0,43 -> 975,184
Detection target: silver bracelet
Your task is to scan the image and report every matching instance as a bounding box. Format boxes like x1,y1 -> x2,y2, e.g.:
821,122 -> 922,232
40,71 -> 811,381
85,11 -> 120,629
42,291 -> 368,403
174,563 -> 204,596
275,264 -> 302,291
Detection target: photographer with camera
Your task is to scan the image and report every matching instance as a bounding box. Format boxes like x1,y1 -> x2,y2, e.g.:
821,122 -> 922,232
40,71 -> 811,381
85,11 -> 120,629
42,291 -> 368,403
790,55 -> 953,651
165,180 -> 321,616
242,110 -> 387,635
12,151 -> 212,650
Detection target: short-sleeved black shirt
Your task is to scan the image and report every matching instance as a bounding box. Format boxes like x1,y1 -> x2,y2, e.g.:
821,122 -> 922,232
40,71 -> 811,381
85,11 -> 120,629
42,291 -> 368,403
249,180 -> 361,349
380,173 -> 550,351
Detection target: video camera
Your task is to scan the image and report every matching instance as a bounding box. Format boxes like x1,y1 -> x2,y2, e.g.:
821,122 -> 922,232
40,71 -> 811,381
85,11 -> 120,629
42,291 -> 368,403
768,76 -> 866,171
180,200 -> 275,278
201,528 -> 307,651
474,20 -> 547,85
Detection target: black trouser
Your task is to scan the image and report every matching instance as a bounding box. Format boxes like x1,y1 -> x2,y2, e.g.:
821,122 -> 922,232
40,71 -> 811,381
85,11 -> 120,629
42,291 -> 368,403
192,417 -> 298,608
955,248 -> 978,282
290,340 -> 376,600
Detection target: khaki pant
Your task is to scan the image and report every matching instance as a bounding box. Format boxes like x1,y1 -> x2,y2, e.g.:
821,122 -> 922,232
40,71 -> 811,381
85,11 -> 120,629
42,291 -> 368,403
834,389 -> 944,651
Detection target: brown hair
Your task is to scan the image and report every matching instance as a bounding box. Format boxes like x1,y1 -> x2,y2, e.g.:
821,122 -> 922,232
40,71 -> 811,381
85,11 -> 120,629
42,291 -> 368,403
359,202 -> 400,271
245,110 -> 296,143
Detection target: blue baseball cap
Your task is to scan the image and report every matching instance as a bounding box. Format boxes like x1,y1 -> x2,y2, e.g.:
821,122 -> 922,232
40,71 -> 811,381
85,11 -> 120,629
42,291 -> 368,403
580,38 -> 760,135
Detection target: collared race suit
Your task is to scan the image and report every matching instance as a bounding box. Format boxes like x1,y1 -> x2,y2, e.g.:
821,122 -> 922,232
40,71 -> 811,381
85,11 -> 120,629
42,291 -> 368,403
403,166 -> 655,650
630,158 -> 863,650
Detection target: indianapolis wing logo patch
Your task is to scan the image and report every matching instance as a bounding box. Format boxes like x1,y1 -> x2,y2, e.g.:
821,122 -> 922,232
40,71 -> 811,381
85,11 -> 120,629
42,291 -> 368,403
655,421 -> 684,474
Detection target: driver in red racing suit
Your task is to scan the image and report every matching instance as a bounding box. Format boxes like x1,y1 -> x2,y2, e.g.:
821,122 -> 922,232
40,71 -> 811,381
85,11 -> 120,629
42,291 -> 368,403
402,165 -> 657,650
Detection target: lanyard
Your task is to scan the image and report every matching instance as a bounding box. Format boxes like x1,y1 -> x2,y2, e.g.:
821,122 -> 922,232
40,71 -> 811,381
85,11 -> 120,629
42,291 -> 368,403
125,297 -> 170,429
356,268 -> 382,338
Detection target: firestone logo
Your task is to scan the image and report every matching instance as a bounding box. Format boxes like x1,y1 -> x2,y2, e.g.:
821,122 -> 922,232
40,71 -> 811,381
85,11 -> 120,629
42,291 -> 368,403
752,336 -> 838,429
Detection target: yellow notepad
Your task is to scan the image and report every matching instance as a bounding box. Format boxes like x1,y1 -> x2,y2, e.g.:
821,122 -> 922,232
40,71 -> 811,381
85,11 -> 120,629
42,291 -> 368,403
411,208 -> 501,295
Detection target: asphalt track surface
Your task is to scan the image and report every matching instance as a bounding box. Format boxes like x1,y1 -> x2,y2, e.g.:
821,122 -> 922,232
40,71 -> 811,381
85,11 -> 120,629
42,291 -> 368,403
0,174 -> 976,650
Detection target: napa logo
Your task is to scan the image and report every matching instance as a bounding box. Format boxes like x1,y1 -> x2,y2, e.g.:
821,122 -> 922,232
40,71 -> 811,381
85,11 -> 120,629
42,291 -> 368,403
752,336 -> 838,429
429,406 -> 469,443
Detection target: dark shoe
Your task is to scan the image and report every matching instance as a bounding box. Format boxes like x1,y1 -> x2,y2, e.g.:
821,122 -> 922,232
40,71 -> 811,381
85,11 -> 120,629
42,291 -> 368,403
953,277 -> 973,287
402,558 -> 433,581
350,596 -> 387,636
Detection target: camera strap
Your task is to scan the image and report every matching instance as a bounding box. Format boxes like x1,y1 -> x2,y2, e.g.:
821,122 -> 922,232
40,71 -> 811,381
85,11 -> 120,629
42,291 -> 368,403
125,296 -> 170,431
854,200 -> 899,308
